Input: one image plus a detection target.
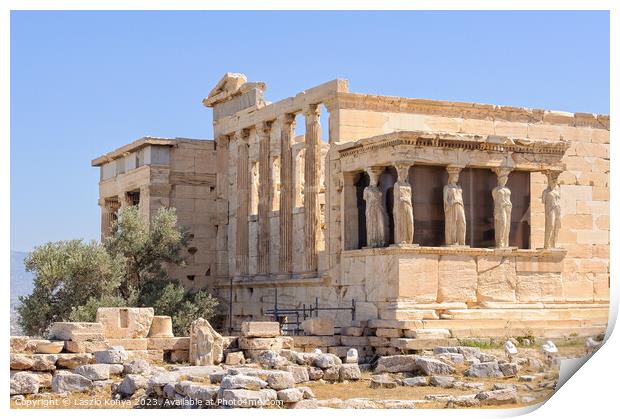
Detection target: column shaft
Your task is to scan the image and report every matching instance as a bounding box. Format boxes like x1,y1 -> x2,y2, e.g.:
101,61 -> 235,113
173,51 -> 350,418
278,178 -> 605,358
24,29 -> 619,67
257,122 -> 272,275
235,130 -> 250,276
303,104 -> 321,273
278,114 -> 295,275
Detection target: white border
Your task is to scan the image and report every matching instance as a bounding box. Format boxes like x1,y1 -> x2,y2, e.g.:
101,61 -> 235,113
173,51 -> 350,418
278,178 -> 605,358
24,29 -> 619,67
1,2 -> 615,419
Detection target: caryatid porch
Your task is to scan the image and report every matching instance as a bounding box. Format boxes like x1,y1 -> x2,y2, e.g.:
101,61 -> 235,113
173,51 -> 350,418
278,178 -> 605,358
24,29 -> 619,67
335,131 -> 571,321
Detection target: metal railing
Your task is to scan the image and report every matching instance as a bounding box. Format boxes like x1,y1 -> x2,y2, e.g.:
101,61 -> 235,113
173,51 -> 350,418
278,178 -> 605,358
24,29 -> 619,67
264,288 -> 356,335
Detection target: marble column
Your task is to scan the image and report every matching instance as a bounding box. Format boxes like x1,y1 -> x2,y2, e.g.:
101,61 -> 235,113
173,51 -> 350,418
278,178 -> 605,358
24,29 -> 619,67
492,168 -> 513,248
278,114 -> 296,275
235,129 -> 250,276
444,166 -> 466,246
393,162 -> 414,245
257,121 -> 272,275
543,170 -> 562,249
364,166 -> 388,248
303,104 -> 321,273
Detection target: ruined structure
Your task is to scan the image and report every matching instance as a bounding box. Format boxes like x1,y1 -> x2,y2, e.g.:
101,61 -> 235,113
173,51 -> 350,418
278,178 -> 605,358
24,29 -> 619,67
93,72 -> 610,338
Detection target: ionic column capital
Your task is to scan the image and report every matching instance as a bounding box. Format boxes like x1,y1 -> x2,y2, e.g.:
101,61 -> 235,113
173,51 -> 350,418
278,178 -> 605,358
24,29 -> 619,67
256,120 -> 273,138
303,103 -> 321,120
277,113 -> 296,126
233,128 -> 250,144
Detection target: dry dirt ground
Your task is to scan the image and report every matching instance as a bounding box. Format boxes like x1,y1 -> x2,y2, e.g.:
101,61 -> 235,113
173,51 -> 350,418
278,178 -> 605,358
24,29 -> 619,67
10,341 -> 589,410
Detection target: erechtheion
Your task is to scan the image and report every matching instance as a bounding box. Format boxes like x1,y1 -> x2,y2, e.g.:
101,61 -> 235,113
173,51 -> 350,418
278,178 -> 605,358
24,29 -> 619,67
92,72 -> 609,339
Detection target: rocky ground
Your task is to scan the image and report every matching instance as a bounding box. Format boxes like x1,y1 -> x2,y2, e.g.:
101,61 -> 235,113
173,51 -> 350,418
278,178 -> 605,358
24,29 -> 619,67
11,338 -> 592,409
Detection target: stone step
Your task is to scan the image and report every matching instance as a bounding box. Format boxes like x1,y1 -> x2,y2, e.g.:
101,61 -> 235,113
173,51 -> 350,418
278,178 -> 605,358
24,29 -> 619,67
448,325 -> 606,339
442,308 -> 609,321
421,318 -> 601,330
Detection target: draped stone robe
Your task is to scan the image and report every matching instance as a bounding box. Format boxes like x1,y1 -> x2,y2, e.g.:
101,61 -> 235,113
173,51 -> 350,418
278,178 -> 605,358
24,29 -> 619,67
443,183 -> 466,245
393,181 -> 414,244
493,186 -> 512,248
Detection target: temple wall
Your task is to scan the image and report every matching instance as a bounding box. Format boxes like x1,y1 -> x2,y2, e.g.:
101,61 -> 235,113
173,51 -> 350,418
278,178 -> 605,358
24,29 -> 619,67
329,99 -> 609,308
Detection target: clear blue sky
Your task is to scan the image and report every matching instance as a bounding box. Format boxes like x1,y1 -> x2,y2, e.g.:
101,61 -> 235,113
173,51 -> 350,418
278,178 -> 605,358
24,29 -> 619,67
10,10 -> 609,252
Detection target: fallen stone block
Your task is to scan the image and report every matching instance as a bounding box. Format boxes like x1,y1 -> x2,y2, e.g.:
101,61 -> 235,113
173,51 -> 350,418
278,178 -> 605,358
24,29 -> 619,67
56,353 -> 95,369
476,388 -> 518,406
225,351 -> 245,365
339,363 -> 361,381
277,387 -> 304,403
75,364 -> 110,381
375,354 -> 418,373
415,357 -> 455,376
33,340 -> 64,354
10,336 -> 30,353
284,365 -> 309,383
10,354 -> 34,370
123,359 -> 150,375
429,375 -> 455,388
239,336 -> 290,351
48,322 -> 105,341
499,362 -> 519,377
52,371 -> 93,393
31,354 -> 58,371
10,372 -> 40,395
94,346 -> 129,364
256,350 -> 289,368
240,321 -> 280,338
221,374 -> 267,390
465,362 -> 503,378
301,318 -> 335,336
402,376 -> 428,387
266,371 -> 295,390
107,338 -> 148,350
96,307 -> 154,339
65,340 -> 109,353
147,337 -> 190,351
323,366 -> 340,381
307,366 -> 323,380
369,374 -> 398,389
118,374 -> 148,396
314,353 -> 342,369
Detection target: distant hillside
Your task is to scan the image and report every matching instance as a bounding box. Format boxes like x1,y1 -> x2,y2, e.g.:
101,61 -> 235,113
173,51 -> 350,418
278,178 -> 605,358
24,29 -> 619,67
10,250 -> 34,335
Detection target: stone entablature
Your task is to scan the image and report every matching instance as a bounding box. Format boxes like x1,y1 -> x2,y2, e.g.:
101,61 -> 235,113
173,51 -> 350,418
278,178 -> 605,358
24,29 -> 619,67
336,131 -> 568,172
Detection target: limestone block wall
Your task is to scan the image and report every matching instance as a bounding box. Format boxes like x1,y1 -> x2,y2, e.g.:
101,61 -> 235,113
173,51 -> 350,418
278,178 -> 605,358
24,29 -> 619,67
328,95 -> 609,307
167,140 -> 218,291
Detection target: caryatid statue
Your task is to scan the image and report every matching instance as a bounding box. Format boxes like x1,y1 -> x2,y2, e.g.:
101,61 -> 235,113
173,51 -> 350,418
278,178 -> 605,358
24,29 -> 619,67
542,170 -> 561,248
393,162 -> 414,245
443,166 -> 466,246
492,168 -> 513,248
363,167 -> 388,247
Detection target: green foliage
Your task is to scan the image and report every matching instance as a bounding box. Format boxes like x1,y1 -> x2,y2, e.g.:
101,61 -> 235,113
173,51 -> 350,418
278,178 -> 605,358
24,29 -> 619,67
18,240 -> 124,336
18,206 -> 218,337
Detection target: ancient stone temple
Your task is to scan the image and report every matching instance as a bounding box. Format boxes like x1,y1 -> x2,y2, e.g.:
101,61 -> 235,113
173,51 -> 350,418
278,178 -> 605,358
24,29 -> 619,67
93,72 -> 610,337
